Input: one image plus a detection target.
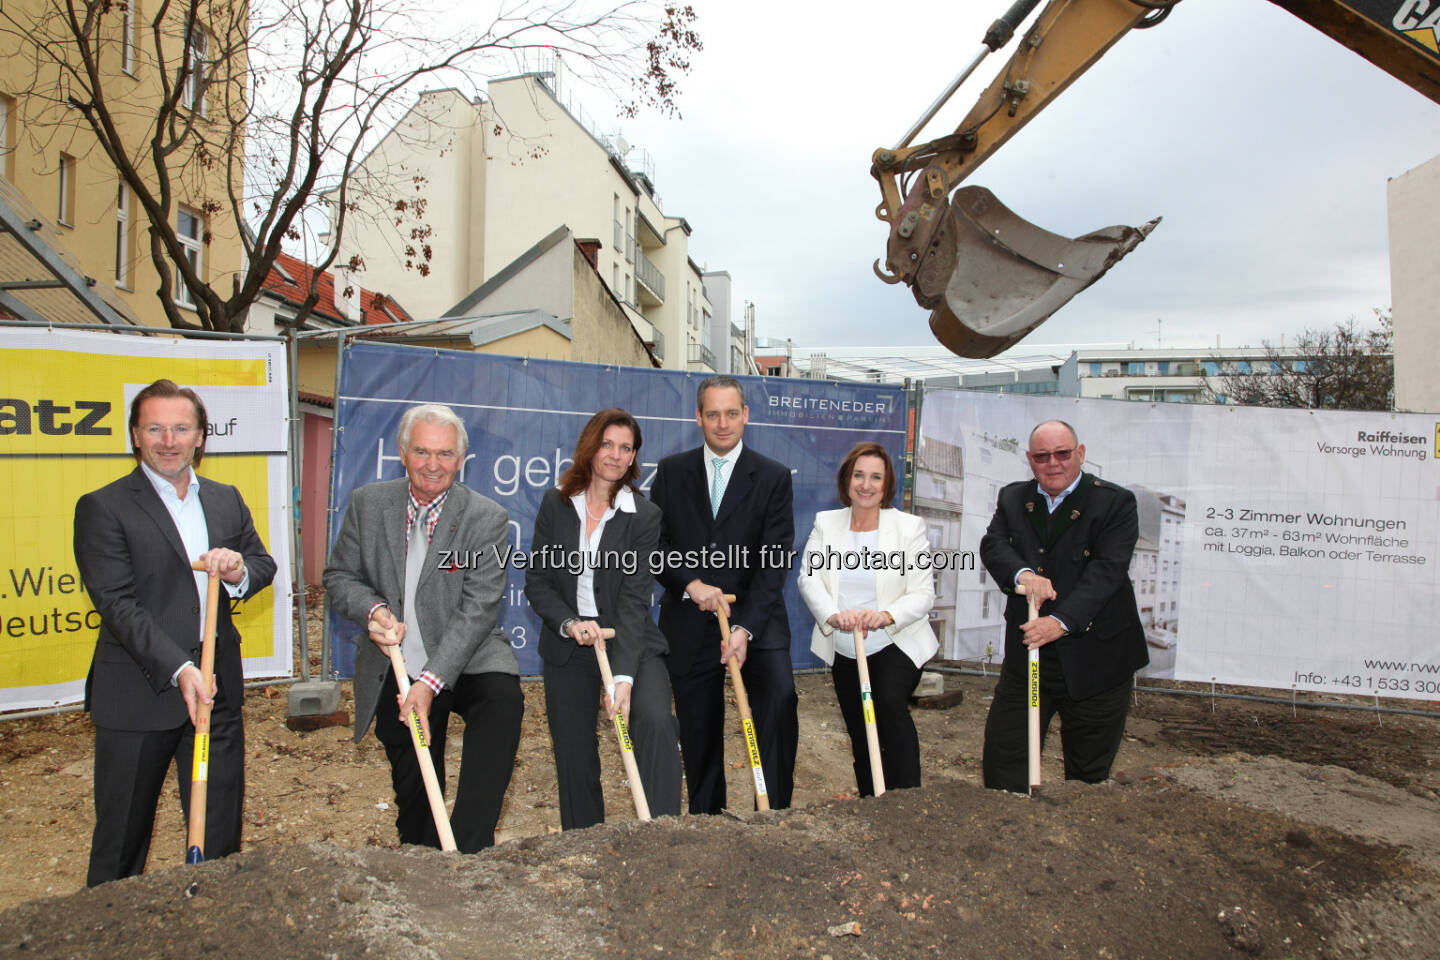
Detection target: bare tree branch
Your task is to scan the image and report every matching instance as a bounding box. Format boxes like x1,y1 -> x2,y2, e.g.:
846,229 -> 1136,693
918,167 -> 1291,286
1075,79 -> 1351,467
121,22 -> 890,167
0,0 -> 700,331
1205,310 -> 1393,411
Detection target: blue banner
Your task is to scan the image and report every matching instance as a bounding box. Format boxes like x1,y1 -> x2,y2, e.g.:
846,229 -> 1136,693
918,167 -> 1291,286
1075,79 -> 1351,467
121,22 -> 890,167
327,341 -> 908,676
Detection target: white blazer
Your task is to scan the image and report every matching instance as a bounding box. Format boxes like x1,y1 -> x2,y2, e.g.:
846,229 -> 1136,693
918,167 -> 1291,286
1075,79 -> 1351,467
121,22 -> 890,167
798,507 -> 939,669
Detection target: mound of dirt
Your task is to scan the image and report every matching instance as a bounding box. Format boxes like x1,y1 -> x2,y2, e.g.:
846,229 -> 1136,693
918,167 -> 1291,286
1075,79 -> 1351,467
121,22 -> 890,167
4,767 -> 1437,960
2,666 -> 1437,959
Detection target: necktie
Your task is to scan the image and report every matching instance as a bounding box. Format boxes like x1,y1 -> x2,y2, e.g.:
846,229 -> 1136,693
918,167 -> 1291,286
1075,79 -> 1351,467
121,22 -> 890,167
401,509 -> 428,675
710,457 -> 725,516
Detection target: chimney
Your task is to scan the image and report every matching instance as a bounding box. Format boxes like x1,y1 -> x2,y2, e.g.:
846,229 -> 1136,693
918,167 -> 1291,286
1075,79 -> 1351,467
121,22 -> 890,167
576,238 -> 601,270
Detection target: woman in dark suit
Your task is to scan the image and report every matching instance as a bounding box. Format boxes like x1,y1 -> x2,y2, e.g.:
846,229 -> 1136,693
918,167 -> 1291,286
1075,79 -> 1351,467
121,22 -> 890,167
525,408 -> 682,828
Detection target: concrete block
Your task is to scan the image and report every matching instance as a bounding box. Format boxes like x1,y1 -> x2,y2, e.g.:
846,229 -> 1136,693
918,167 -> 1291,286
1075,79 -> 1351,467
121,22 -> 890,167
287,680 -> 342,717
913,671 -> 945,698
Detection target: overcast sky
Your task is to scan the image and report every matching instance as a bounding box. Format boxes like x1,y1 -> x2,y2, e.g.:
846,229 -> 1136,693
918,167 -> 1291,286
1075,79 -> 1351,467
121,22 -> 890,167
602,0 -> 1440,357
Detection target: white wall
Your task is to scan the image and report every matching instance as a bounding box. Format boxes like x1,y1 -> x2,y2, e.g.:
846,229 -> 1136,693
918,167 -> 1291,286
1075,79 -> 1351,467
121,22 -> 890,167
1388,153 -> 1440,413
339,90 -> 484,320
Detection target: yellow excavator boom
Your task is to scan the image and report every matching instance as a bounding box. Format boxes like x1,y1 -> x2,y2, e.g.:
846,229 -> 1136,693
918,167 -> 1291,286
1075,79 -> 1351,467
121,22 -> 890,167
875,0 -> 1440,358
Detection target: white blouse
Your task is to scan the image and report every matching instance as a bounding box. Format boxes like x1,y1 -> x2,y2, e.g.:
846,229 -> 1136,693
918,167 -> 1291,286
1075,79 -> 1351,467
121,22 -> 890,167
833,529 -> 895,658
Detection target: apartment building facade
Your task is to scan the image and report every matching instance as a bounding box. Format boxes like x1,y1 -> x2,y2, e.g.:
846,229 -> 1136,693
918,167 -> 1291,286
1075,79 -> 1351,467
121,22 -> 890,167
0,0 -> 245,328
1055,347 -> 1324,403
333,72 -> 716,371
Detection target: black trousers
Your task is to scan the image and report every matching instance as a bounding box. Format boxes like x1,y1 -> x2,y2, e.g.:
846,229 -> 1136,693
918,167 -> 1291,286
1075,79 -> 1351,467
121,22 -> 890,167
543,646 -> 683,829
831,644 -> 923,797
671,644 -> 798,814
374,669 -> 523,853
981,653 -> 1133,794
88,683 -> 245,886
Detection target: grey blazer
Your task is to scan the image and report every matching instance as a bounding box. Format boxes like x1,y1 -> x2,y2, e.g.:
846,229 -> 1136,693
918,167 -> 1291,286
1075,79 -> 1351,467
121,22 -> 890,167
324,478 -> 519,743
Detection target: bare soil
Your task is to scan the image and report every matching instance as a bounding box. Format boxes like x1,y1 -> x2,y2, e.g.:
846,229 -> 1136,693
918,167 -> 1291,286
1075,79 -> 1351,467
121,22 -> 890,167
1,619 -> 1437,959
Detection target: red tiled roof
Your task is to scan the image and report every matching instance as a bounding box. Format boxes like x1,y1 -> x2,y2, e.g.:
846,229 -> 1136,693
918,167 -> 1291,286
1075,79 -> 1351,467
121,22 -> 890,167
260,251 -> 416,326
297,390 -> 334,408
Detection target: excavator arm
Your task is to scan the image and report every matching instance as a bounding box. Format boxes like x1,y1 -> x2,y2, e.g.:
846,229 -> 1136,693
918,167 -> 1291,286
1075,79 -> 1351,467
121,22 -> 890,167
877,0 -> 1440,358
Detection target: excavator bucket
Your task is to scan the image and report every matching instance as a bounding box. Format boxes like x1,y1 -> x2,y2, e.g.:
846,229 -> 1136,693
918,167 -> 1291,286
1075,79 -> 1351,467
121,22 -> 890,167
928,186 -> 1159,358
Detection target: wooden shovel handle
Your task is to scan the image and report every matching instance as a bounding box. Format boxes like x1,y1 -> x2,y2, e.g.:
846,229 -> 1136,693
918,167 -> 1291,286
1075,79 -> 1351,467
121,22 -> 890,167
384,630 -> 458,852
714,595 -> 769,810
1015,583 -> 1042,797
592,628 -> 651,821
185,561 -> 221,863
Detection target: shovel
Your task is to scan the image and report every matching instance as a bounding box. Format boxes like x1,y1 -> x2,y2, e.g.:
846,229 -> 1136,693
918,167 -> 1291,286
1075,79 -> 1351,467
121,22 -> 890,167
185,562 -> 220,864
595,628 -> 652,821
714,594 -> 770,811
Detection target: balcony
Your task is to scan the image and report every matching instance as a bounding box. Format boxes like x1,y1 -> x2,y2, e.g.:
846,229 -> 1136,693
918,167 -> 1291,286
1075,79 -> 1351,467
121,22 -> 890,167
645,326 -> 664,363
688,341 -> 716,371
636,249 -> 665,305
625,232 -> 636,265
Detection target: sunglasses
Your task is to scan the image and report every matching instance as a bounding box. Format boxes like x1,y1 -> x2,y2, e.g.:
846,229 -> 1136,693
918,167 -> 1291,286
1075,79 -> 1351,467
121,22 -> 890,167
1028,448 -> 1075,464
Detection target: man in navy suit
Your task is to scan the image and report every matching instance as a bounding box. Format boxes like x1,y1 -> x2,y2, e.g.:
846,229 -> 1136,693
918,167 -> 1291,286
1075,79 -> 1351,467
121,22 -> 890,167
74,379 -> 276,885
650,375 -> 797,813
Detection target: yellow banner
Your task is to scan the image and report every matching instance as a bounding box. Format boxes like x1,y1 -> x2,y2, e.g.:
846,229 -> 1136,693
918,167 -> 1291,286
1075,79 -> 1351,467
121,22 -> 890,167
0,331 -> 292,711
0,352 -> 270,456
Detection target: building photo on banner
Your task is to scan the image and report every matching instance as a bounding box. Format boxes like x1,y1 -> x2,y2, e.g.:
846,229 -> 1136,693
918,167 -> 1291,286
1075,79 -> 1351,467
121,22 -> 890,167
917,390 -> 1440,701
325,340 -> 908,676
0,328 -> 294,712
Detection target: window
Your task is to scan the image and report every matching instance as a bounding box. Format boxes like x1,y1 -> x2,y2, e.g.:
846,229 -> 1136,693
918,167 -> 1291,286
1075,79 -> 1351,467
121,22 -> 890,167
0,94 -> 13,180
1127,361 -> 1143,375
1156,361 -> 1169,375
181,29 -> 207,114
57,153 -> 76,225
175,205 -> 203,307
121,1 -> 136,75
115,183 -> 131,287
1088,362 -> 1101,376
1201,360 -> 1220,377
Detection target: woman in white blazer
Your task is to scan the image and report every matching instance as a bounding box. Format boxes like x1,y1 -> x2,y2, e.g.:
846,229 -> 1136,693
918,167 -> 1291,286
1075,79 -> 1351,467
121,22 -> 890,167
798,442 -> 938,796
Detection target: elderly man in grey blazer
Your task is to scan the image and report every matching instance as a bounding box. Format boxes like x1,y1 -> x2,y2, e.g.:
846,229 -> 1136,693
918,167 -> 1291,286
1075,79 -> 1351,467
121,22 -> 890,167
325,403 -> 522,852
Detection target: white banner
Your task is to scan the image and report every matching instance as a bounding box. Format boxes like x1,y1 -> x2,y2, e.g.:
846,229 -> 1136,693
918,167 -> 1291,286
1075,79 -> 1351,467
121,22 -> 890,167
917,390 -> 1440,701
0,328 -> 294,712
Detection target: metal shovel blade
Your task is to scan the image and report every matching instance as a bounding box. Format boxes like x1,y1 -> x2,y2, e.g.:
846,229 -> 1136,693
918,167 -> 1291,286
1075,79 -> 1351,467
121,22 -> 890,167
929,185 -> 1159,358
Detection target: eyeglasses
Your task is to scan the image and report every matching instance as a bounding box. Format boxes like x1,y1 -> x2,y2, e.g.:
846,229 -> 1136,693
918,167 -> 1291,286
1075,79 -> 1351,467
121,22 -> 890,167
1028,448 -> 1075,464
140,424 -> 196,439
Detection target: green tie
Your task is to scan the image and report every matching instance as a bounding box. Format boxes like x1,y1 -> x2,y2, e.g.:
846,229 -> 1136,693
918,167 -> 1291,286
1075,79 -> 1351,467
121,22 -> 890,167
710,457 -> 725,515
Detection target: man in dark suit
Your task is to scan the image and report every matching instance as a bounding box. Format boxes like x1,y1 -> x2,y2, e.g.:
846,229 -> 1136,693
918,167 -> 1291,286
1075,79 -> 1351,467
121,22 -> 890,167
979,419 -> 1148,793
651,375 -> 797,813
74,379 -> 276,885
324,403 -> 523,853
